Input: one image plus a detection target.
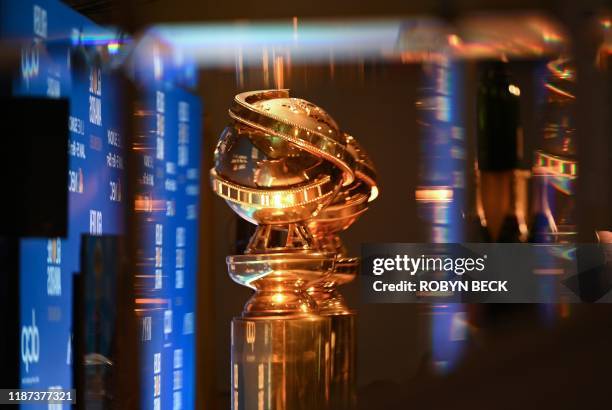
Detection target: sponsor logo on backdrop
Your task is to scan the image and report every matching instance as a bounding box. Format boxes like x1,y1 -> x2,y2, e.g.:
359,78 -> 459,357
21,309 -> 40,373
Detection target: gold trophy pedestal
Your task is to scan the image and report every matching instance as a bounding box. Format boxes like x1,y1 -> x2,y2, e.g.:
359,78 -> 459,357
231,316 -> 331,410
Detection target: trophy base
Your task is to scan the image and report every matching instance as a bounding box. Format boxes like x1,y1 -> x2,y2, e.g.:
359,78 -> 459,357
231,315 -> 331,410
227,252 -> 336,318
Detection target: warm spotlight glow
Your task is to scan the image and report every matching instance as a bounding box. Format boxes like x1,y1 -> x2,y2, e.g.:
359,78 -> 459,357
368,185 -> 379,202
447,34 -> 462,46
544,83 -> 575,99
271,192 -> 295,208
272,293 -> 285,304
415,187 -> 453,203
508,84 -> 521,96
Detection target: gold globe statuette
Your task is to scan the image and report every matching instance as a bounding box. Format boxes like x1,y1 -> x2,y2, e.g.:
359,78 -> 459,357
211,90 -> 377,410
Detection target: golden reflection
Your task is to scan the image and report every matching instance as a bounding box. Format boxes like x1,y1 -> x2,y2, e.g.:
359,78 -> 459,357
273,55 -> 284,89
272,293 -> 285,304
415,186 -> 453,203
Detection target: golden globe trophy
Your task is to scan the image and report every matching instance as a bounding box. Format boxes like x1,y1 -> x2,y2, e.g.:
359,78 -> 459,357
211,90 -> 376,410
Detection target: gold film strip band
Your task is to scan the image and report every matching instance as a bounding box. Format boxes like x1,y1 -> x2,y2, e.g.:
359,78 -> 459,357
210,169 -> 338,209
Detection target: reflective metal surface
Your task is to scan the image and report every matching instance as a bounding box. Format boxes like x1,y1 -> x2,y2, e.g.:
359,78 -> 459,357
211,90 -> 354,321
231,317 -> 331,410
211,89 -> 375,410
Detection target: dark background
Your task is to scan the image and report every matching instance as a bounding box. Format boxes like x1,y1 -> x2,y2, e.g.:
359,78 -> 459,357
63,0 -> 612,408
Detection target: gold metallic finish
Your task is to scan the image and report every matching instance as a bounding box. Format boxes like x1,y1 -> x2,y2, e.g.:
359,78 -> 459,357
230,89 -> 356,186
308,195 -> 369,248
213,88 -> 347,323
309,136 -> 377,248
213,89 -> 372,410
308,257 -> 358,316
227,252 -> 336,318
211,169 -> 337,213
212,89 -> 355,317
228,252 -> 335,286
345,134 -> 377,197
231,317 -> 331,410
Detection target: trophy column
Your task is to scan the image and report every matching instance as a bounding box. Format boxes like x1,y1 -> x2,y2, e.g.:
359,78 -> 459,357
231,316 -> 331,410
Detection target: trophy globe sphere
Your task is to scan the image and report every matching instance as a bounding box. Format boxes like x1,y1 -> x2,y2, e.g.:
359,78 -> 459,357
209,90 -> 377,319
211,90 -> 355,229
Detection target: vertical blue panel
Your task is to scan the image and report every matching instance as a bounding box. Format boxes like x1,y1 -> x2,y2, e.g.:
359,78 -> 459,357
416,58 -> 467,374
176,90 -> 201,410
136,82 -> 200,410
532,59 -> 577,323
417,59 -> 465,243
0,0 -> 124,401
